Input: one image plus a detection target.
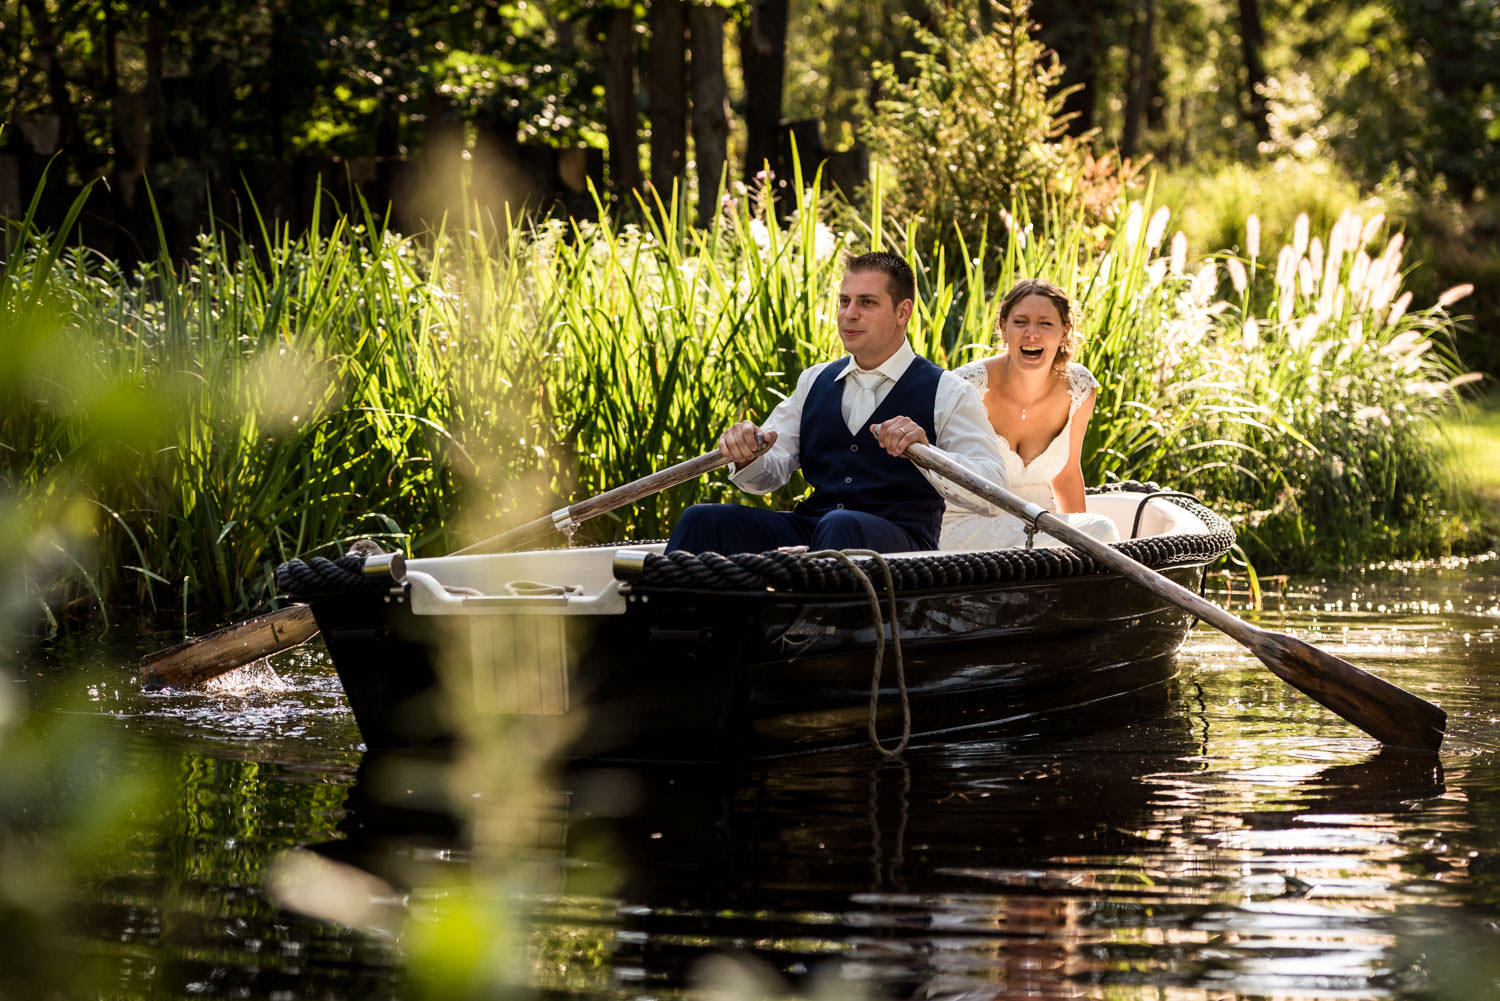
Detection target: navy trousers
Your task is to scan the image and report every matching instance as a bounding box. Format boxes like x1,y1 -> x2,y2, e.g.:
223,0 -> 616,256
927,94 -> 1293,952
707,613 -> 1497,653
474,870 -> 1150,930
665,503 -> 928,555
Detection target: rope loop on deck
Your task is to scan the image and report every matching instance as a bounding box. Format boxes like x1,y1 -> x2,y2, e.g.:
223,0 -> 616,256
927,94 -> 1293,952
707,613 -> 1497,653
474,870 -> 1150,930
802,549 -> 911,760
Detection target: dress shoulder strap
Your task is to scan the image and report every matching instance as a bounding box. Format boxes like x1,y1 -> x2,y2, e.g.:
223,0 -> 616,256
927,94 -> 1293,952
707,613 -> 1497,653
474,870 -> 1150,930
1065,362 -> 1100,416
953,359 -> 990,390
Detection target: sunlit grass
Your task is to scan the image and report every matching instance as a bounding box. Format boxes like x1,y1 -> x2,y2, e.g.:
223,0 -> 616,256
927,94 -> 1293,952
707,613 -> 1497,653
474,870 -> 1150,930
1441,392 -> 1500,505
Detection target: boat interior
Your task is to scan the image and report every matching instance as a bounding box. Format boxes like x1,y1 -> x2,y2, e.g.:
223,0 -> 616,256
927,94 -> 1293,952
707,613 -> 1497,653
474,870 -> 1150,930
401,491 -> 1213,613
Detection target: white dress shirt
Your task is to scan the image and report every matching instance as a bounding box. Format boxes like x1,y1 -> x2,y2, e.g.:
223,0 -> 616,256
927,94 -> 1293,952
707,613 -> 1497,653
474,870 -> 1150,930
730,341 -> 1008,512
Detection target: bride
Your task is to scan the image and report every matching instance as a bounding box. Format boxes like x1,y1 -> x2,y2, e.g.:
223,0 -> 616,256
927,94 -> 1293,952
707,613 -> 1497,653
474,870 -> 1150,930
941,278 -> 1121,551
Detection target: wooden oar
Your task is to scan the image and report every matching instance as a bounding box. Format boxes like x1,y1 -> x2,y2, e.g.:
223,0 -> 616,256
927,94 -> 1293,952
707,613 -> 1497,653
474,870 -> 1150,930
452,448 -> 736,555
139,604 -> 322,690
140,447 -> 741,689
906,442 -> 1446,752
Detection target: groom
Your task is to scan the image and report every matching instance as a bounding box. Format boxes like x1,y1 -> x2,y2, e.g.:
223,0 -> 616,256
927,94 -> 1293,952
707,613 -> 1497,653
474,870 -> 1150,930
666,251 -> 1007,555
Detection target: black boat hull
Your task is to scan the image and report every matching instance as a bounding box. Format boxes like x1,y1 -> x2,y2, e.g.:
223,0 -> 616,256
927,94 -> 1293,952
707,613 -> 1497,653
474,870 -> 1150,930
309,562 -> 1204,763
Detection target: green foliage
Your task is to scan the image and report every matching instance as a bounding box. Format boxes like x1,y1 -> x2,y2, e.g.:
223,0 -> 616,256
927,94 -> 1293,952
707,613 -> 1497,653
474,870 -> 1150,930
0,0 -> 607,163
859,0 -> 1097,265
0,712 -> 167,1000
1154,155 -> 1500,379
2,157 -> 1486,626
1127,200 -> 1482,566
1442,390 -> 1500,514
1382,193 -> 1500,379
1153,160 -> 1372,271
783,0 -> 924,150
883,188 -> 1481,569
0,167 -> 169,1001
0,172 -> 855,621
1295,0 -> 1500,200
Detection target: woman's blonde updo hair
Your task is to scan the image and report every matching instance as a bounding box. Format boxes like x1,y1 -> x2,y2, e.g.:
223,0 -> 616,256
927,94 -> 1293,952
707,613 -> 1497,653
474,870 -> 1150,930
995,277 -> 1078,376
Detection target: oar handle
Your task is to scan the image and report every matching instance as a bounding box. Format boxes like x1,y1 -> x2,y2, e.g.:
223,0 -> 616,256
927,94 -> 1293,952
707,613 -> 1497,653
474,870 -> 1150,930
453,449 -> 735,556
569,450 -> 731,523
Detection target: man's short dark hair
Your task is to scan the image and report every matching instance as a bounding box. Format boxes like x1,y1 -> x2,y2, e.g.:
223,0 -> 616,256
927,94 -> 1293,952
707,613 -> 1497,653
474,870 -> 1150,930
845,251 -> 915,307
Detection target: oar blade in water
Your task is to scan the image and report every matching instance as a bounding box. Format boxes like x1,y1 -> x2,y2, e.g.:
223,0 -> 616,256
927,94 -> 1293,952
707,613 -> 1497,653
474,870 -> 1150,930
139,604 -> 318,690
1248,628 -> 1446,751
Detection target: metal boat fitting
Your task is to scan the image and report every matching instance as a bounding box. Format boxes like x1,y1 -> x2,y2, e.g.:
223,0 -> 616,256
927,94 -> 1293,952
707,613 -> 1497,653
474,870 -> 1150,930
612,549 -> 651,579
361,551 -> 408,583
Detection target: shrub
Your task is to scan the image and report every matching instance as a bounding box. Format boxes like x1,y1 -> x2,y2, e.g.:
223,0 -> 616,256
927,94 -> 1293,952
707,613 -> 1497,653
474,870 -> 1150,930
858,0 -> 1130,269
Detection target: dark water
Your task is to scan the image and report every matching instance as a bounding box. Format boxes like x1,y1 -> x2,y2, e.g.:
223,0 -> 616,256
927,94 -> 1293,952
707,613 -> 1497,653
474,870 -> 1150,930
7,558 -> 1500,1000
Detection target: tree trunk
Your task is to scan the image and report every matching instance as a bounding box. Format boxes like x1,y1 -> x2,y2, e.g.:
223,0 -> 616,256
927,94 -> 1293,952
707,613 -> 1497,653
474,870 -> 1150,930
1030,0 -> 1101,136
374,0 -> 409,163
1121,0 -> 1155,158
739,0 -> 789,187
102,0 -> 144,253
1238,0 -> 1271,144
603,6 -> 642,194
143,0 -> 166,155
689,3 -> 728,225
103,3 -> 120,165
648,0 -> 688,196
269,8 -> 291,158
20,0 -> 78,151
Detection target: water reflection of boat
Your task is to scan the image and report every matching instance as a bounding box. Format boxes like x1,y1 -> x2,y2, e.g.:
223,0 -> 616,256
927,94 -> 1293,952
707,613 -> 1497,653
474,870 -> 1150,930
279,488 -> 1234,763
301,696 -> 1458,1000
299,689 -> 1186,996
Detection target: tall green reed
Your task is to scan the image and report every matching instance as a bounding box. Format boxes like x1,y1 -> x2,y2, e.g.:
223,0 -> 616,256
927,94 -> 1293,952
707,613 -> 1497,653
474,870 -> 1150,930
431,166 -> 852,546
2,166 -> 1480,623
865,192 -> 1476,567
5,171 -> 859,620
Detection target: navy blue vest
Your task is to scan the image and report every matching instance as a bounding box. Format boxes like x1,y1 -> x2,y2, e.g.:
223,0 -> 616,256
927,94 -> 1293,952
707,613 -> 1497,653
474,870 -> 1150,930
795,356 -> 945,549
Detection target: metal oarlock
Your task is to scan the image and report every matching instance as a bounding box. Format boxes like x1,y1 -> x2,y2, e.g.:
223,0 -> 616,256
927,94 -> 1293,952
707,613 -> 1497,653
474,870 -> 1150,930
1019,498 -> 1048,550
361,551 -> 408,583
552,506 -> 582,545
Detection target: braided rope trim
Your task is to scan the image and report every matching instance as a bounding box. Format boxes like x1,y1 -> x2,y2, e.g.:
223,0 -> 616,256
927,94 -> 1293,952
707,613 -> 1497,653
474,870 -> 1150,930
276,554 -> 382,598
274,484 -> 1233,601
635,485 -> 1234,595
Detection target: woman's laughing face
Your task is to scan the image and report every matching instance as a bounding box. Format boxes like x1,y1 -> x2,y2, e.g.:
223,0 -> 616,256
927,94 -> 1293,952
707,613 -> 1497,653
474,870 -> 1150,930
999,293 -> 1070,373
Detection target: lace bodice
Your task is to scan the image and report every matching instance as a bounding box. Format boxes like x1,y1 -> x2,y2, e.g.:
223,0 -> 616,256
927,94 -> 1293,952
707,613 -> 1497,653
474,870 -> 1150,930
951,359 -> 1099,510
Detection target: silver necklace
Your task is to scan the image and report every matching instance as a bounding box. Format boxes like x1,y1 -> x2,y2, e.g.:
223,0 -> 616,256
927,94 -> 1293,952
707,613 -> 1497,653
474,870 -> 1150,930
1010,373 -> 1048,420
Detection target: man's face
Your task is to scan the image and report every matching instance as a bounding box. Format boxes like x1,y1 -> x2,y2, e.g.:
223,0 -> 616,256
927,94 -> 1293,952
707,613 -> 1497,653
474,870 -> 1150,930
837,269 -> 912,368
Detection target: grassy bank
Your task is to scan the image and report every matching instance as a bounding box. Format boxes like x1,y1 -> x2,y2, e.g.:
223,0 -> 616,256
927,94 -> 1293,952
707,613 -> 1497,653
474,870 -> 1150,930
0,170 -> 1487,625
1443,392 -> 1500,507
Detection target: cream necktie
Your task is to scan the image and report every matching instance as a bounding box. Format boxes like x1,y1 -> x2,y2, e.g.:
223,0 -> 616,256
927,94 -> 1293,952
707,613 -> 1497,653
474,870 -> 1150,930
845,369 -> 888,434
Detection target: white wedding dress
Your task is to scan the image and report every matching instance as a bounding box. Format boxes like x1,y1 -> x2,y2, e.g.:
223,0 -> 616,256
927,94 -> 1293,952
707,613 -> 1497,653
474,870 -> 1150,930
940,360 -> 1122,551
